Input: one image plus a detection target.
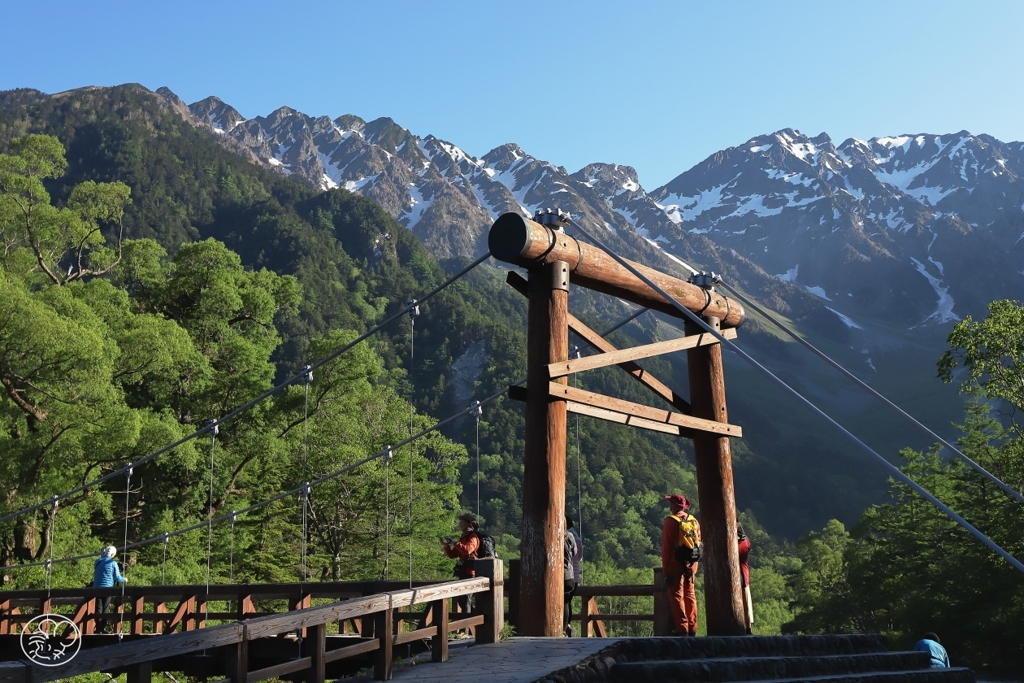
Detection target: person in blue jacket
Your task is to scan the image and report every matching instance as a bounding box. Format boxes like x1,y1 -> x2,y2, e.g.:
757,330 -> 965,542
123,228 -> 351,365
93,546 -> 126,633
912,632 -> 950,668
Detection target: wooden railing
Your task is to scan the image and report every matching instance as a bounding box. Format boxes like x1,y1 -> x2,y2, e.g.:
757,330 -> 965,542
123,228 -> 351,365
508,561 -> 673,636
0,559 -> 503,683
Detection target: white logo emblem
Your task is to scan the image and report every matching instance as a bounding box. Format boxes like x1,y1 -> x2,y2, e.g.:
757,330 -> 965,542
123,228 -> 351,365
20,614 -> 82,667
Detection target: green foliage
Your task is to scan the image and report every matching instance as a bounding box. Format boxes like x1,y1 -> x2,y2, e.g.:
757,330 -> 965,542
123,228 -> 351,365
0,134 -> 466,588
784,300 -> 1024,670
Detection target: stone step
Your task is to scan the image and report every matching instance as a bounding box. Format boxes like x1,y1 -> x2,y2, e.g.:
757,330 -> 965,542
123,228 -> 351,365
708,669 -> 975,683
614,652 -> 934,682
613,635 -> 892,663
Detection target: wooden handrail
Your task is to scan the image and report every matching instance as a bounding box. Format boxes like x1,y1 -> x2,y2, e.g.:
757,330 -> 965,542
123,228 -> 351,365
0,559 -> 505,683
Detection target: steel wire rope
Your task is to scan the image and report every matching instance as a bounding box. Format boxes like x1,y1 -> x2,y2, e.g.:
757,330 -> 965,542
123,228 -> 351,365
383,446 -> 393,580
571,347 -> 583,582
44,496 -> 58,596
564,216 -> 1024,575
204,421 -> 218,630
300,365 -> 313,584
118,464 -> 133,638
474,401 -> 483,517
715,279 -> 1024,507
407,301 -> 419,589
161,533 -> 169,585
0,252 -> 494,528
2,304 -> 652,574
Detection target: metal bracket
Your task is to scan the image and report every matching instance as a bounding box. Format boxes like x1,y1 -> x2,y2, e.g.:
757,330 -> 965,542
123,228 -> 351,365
529,260 -> 569,292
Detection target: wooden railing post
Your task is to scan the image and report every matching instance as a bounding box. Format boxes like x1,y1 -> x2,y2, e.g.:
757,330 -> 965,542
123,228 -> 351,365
0,599 -> 10,635
581,596 -> 591,637
430,599 -> 449,662
133,595 -> 146,635
127,661 -> 152,683
224,632 -> 249,683
373,605 -> 393,680
652,567 -> 672,636
305,623 -> 326,683
474,559 -> 503,644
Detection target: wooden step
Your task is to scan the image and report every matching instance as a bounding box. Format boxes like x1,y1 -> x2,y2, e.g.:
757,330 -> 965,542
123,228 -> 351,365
613,652 -> 952,682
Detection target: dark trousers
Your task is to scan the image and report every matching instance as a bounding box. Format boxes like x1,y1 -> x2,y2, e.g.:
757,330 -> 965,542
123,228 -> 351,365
96,595 -> 112,632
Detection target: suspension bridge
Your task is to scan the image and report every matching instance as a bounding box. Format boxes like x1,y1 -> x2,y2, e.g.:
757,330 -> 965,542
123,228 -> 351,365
1,209 -> 1012,681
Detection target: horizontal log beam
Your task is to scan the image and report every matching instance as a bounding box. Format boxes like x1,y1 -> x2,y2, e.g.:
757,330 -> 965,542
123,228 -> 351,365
506,271 -> 690,412
489,213 -> 744,327
566,401 -> 681,435
549,328 -> 738,378
246,657 -> 311,683
550,383 -> 742,438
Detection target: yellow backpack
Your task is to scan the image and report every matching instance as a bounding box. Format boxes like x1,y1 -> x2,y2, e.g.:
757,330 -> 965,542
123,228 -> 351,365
673,514 -> 703,564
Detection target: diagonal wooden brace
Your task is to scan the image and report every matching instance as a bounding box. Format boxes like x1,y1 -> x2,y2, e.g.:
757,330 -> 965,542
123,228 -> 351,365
548,328 -> 738,378
549,382 -> 742,438
506,271 -> 693,412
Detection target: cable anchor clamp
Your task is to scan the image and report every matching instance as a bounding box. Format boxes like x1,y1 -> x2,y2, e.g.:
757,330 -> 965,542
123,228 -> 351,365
407,299 -> 420,319
125,462 -> 133,480
687,271 -> 720,290
50,495 -> 59,511
301,364 -> 313,385
471,400 -> 483,418
534,207 -> 570,230
163,532 -> 170,545
384,445 -> 394,464
208,419 -> 219,438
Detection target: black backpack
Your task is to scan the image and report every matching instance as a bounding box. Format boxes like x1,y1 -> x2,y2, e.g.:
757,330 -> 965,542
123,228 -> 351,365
476,531 -> 497,559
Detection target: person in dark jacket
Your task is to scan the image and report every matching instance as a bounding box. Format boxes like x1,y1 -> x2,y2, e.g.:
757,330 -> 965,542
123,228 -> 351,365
563,516 -> 581,636
93,545 -> 126,633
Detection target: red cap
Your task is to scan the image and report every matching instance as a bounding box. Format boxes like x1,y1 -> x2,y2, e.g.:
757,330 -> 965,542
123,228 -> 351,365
665,494 -> 690,509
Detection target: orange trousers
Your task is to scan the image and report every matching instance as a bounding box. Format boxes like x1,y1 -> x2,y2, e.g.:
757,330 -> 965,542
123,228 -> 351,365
667,565 -> 698,635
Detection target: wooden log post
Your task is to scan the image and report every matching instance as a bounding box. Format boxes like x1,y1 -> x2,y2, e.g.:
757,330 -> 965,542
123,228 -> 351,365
474,558 -> 503,644
430,599 -> 448,662
305,623 -> 326,683
687,316 -> 745,636
126,661 -> 152,683
373,606 -> 393,680
520,261 -> 570,637
652,567 -> 672,636
223,636 -> 249,683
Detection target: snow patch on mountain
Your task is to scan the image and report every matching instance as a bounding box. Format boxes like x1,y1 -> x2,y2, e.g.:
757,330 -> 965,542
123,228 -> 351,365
910,257 -> 959,324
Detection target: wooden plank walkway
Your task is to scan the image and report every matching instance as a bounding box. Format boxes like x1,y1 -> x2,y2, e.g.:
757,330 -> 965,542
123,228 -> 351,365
345,638 -> 622,683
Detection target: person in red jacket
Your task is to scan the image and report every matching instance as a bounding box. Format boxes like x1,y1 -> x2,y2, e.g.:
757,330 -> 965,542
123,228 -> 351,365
660,493 -> 700,636
442,512 -> 481,615
737,522 -> 753,635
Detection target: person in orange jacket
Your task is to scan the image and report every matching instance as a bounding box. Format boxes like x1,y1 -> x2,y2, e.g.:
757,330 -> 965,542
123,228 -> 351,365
442,512 -> 481,615
660,494 -> 701,636
737,522 -> 753,635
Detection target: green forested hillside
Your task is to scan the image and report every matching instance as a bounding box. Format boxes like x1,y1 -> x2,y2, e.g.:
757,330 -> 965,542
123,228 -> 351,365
0,85 -> 703,586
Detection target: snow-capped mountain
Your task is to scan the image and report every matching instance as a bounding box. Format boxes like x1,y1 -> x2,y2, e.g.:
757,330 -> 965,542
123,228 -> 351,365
163,90 -> 1024,338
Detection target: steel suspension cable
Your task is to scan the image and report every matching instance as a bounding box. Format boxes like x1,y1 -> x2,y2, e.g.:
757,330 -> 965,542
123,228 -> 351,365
0,252 -> 493,528
407,301 -> 419,588
474,401 -> 483,517
118,464 -> 133,638
716,279 -> 1024,507
300,365 -> 313,583
204,421 -> 218,627
383,446 -> 392,580
565,217 -> 1024,575
44,497 -> 57,595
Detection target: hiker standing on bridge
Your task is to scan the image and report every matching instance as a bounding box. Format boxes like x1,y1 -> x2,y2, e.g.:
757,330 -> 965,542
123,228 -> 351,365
738,522 -> 753,635
660,494 -> 701,636
442,512 -> 481,615
93,545 -> 126,633
564,516 -> 582,636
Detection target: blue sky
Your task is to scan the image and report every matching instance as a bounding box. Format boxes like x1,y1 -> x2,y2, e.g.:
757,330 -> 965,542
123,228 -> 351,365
3,0 -> 1023,188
